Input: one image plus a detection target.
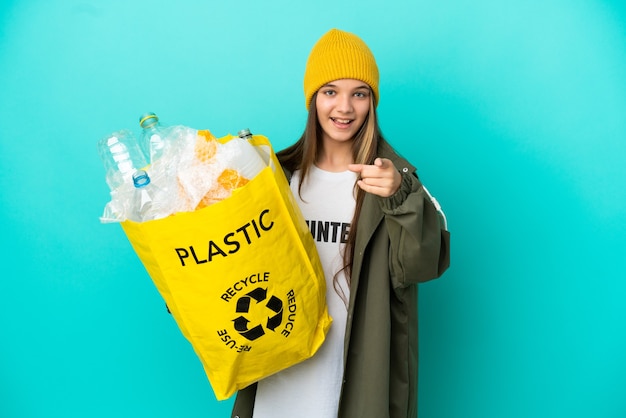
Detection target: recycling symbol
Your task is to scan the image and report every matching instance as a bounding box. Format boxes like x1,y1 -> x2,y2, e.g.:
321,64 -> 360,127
233,287 -> 283,341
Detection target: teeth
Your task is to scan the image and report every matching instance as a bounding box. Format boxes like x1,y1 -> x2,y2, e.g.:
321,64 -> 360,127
333,118 -> 351,124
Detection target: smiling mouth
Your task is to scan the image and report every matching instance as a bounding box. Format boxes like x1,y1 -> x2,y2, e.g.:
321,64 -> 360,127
331,117 -> 353,125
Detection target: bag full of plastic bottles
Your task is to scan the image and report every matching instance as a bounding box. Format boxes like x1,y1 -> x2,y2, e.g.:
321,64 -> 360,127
96,114 -> 331,400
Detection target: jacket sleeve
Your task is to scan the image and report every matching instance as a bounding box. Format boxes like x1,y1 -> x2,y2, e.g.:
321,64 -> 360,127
379,171 -> 450,287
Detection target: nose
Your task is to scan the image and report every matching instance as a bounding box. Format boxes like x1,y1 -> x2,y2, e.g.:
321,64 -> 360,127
336,93 -> 354,113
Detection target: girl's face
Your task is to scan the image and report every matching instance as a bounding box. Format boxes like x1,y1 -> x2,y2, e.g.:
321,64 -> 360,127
315,78 -> 371,146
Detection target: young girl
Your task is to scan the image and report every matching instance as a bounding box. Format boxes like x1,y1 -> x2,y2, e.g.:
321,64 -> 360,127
232,28 -> 450,418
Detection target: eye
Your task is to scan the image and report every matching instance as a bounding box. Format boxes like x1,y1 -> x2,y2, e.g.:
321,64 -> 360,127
322,89 -> 336,96
354,90 -> 369,98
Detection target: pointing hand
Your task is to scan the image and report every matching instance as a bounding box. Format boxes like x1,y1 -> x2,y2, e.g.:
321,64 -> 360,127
348,158 -> 401,197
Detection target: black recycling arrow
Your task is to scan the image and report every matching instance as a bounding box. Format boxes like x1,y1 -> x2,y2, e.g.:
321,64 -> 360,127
266,295 -> 282,312
236,296 -> 251,313
232,316 -> 265,341
247,287 -> 267,302
236,288 -> 268,313
265,295 -> 283,331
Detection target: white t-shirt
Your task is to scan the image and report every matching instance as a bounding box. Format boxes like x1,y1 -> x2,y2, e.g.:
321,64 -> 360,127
252,165 -> 357,418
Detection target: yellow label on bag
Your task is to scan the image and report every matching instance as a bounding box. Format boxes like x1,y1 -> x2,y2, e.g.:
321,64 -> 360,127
121,134 -> 331,400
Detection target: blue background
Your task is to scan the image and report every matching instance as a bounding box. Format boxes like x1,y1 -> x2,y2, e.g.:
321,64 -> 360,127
1,0 -> 625,417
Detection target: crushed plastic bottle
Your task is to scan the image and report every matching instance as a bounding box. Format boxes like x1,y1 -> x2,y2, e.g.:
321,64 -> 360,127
138,112 -> 196,215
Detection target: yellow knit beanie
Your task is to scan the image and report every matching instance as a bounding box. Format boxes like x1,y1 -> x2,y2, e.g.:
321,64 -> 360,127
303,28 -> 379,110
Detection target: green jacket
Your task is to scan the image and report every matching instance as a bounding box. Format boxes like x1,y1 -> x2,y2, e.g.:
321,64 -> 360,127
231,139 -> 451,418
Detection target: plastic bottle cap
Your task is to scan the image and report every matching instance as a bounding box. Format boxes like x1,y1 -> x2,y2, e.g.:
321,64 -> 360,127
140,112 -> 159,129
132,170 -> 151,187
238,128 -> 252,138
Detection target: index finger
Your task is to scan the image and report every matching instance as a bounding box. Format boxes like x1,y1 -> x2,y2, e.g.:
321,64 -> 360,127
347,163 -> 365,173
375,158 -> 395,169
